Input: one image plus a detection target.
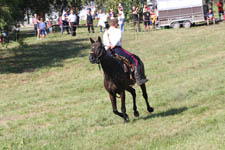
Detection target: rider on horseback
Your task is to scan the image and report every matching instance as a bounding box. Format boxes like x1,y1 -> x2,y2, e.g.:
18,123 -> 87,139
103,19 -> 148,86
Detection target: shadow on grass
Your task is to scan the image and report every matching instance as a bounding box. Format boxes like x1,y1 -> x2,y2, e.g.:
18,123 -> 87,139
142,107 -> 188,120
0,38 -> 90,73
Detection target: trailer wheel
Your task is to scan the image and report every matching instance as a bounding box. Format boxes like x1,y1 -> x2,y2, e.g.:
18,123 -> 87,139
171,22 -> 180,29
183,21 -> 191,28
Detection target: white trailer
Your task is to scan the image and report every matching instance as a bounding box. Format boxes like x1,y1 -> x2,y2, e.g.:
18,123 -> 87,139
156,0 -> 209,28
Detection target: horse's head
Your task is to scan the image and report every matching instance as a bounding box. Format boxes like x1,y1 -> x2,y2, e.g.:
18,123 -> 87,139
89,36 -> 106,64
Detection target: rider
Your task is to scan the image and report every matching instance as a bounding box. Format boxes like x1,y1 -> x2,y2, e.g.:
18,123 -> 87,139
103,19 -> 148,86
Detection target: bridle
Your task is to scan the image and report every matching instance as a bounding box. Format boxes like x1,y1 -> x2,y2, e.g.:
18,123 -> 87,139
90,44 -> 105,64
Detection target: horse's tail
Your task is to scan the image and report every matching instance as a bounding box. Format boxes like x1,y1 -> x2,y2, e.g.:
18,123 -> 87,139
133,55 -> 147,79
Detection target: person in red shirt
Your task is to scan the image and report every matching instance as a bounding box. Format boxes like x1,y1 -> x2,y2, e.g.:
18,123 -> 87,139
216,0 -> 224,20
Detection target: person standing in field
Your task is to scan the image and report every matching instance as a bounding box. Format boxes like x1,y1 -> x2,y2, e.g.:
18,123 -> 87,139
108,9 -> 115,20
86,8 -> 95,33
62,10 -> 70,34
47,19 -> 53,34
97,10 -> 108,33
132,6 -> 141,32
151,9 -> 157,29
68,9 -> 77,36
143,6 -> 151,32
39,18 -> 46,39
216,0 -> 224,21
32,13 -> 39,36
36,16 -> 40,39
118,5 -> 125,32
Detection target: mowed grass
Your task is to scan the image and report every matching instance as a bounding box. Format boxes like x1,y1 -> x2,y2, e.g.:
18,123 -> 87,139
0,23 -> 225,150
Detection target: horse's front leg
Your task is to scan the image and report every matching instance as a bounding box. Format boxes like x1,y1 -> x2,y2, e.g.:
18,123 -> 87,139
109,94 -> 123,118
126,86 -> 139,117
140,84 -> 154,113
120,91 -> 129,122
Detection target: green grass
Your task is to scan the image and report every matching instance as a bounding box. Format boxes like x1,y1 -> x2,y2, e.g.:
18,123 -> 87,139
0,22 -> 225,150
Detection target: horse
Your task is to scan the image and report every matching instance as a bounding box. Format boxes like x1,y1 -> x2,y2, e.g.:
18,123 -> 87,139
89,37 -> 154,122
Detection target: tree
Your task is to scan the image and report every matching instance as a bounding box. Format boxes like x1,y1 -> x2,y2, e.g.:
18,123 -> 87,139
52,0 -> 87,14
94,0 -> 145,21
0,0 -> 87,30
0,0 -> 24,30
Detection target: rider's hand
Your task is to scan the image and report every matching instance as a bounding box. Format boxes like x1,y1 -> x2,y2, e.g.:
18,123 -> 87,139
110,45 -> 115,49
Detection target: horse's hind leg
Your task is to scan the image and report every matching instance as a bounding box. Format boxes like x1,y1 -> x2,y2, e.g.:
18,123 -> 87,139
126,86 -> 139,117
120,91 -> 129,122
109,94 -> 124,118
140,84 -> 154,113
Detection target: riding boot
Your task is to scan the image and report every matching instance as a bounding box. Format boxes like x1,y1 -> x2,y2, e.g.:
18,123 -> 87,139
134,66 -> 148,86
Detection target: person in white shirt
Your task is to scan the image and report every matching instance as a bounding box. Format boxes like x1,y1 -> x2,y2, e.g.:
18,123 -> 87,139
68,9 -> 77,36
103,19 -> 148,86
97,9 -> 108,33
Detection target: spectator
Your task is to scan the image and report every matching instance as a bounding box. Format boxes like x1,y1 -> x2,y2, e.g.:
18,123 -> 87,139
47,19 -> 53,34
58,15 -> 63,35
97,9 -> 107,33
14,22 -> 20,41
62,9 -> 70,34
143,4 -> 149,13
36,17 -> 40,39
32,13 -> 39,36
68,9 -> 77,36
86,8 -> 95,33
216,0 -> 224,21
76,8 -> 80,26
118,5 -> 125,32
39,18 -> 46,39
143,6 -> 151,32
207,9 -> 216,25
151,9 -> 157,29
119,3 -> 123,10
132,6 -> 141,32
109,9 -> 115,20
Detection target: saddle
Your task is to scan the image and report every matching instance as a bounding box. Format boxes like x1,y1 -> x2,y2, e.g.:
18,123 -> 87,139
110,50 -> 135,80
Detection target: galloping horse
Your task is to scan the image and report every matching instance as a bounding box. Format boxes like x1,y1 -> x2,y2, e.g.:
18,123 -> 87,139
89,37 -> 154,122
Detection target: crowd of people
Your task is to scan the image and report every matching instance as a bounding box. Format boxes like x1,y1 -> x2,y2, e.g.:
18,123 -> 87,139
206,0 -> 224,25
90,4 -> 158,34
32,13 -> 53,40
29,3 -> 158,39
92,4 -> 156,33
27,0 -> 225,39
2,1 -> 225,45
84,5 -> 125,34
32,8 -> 80,39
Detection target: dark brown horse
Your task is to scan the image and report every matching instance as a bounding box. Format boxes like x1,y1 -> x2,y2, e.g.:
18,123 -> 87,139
89,37 -> 154,122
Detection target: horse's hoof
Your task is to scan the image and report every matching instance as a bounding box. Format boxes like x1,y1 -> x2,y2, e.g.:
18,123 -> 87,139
124,118 -> 130,123
134,111 -> 139,117
147,107 -> 154,113
123,114 -> 129,123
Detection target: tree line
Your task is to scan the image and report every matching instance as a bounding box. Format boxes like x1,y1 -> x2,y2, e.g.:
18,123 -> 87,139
0,0 -> 145,30
0,0 -> 220,30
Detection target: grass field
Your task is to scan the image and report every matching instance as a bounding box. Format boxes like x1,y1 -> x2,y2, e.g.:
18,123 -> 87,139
0,23 -> 225,150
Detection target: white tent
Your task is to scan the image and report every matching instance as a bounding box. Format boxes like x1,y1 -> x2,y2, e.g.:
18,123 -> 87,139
157,0 -> 204,11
